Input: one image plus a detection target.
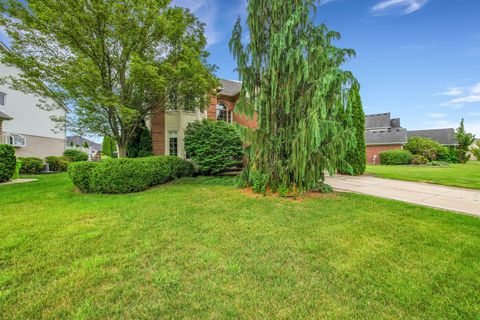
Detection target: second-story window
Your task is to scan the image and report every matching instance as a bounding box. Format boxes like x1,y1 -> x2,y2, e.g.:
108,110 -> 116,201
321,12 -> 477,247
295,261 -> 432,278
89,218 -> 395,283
216,103 -> 232,123
0,93 -> 5,106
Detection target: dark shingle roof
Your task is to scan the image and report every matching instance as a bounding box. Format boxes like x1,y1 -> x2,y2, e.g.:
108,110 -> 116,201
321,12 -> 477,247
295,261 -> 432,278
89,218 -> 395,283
407,129 -> 458,146
390,118 -> 401,128
365,128 -> 408,145
365,113 -> 391,129
219,79 -> 241,97
0,110 -> 12,120
67,136 -> 102,151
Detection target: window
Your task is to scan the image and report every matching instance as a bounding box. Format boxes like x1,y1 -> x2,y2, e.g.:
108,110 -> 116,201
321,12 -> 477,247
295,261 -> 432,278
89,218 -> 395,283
6,133 -> 26,147
169,131 -> 178,156
216,103 -> 232,123
0,93 -> 5,106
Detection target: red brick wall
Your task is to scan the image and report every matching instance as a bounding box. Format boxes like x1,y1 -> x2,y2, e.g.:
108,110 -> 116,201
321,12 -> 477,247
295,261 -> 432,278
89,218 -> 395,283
366,144 -> 402,165
151,109 -> 165,155
208,95 -> 258,129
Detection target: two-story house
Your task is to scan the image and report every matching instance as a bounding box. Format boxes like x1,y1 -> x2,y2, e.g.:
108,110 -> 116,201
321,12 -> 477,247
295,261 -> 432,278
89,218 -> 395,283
1,43 -> 67,158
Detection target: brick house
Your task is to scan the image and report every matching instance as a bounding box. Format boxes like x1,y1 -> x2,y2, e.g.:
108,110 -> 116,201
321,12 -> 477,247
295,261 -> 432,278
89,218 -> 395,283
150,79 -> 257,158
365,113 -> 458,164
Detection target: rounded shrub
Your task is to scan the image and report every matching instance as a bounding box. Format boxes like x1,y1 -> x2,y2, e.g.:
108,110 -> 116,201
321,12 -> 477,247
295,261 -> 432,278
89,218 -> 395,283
404,137 -> 448,161
69,156 -> 194,194
18,157 -> 44,174
410,155 -> 428,165
0,144 -> 16,182
184,120 -> 244,175
379,149 -> 412,165
64,149 -> 89,162
46,156 -> 71,172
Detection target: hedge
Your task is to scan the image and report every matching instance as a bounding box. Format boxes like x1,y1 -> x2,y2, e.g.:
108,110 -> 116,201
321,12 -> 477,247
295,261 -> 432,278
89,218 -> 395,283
69,156 -> 194,194
0,144 -> 16,182
380,149 -> 412,165
64,149 -> 89,162
46,156 -> 71,172
18,157 -> 44,174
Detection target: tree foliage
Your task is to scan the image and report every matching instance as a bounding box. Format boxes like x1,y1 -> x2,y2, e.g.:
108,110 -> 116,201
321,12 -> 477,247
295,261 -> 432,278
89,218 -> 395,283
341,83 -> 366,175
455,119 -> 475,163
127,124 -> 153,158
0,0 -> 217,157
229,0 -> 358,192
404,136 -> 448,161
184,120 -> 244,175
102,136 -> 117,158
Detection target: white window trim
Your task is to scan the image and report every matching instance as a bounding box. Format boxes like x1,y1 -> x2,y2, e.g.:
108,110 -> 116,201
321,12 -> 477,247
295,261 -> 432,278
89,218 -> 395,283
5,133 -> 27,148
168,131 -> 178,157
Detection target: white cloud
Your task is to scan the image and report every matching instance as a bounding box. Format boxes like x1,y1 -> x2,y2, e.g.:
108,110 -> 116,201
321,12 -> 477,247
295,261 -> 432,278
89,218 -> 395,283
320,0 -> 338,5
424,120 -> 480,136
437,87 -> 464,96
371,0 -> 429,16
171,0 -> 221,47
428,113 -> 446,119
440,82 -> 480,107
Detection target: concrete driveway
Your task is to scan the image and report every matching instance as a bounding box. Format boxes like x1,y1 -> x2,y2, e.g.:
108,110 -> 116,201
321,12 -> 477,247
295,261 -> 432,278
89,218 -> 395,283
325,175 -> 480,217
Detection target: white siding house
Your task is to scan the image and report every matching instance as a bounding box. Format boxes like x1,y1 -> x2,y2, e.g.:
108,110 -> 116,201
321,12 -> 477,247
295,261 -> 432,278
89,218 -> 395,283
0,45 -> 67,158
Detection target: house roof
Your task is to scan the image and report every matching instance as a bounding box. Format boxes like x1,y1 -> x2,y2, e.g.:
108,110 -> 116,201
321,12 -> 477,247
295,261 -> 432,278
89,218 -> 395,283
365,113 -> 391,129
218,79 -> 242,97
365,128 -> 408,145
407,129 -> 458,146
67,136 -> 102,151
0,110 -> 12,120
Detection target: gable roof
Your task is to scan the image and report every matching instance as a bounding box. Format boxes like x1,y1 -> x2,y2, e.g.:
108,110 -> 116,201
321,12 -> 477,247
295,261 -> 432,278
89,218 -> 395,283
67,136 -> 102,151
0,110 -> 12,120
218,79 -> 241,97
407,129 -> 458,146
365,128 -> 408,145
365,113 -> 391,129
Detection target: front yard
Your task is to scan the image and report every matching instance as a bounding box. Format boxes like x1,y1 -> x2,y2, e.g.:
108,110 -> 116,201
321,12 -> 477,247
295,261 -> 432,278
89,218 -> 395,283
366,161 -> 480,190
1,174 -> 479,319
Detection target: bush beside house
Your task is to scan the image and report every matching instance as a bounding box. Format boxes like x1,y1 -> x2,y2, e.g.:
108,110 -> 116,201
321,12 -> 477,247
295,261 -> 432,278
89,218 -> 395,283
379,150 -> 412,165
184,120 -> 244,175
404,137 -> 447,162
63,149 -> 89,162
46,156 -> 71,172
18,157 -> 44,174
69,156 -> 193,194
0,144 -> 16,182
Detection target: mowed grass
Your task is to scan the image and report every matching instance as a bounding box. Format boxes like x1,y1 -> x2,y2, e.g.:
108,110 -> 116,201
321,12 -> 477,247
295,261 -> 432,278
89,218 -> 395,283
1,174 -> 480,319
366,161 -> 480,190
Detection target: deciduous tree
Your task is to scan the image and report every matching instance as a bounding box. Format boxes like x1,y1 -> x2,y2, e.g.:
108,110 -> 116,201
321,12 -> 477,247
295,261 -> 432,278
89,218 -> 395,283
0,0 -> 217,157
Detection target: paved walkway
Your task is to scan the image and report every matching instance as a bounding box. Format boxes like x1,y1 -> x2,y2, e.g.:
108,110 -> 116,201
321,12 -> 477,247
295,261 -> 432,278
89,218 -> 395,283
325,175 -> 480,217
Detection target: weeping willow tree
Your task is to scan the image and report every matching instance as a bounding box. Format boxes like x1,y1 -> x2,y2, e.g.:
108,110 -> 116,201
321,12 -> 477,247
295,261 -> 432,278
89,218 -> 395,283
230,0 -> 359,193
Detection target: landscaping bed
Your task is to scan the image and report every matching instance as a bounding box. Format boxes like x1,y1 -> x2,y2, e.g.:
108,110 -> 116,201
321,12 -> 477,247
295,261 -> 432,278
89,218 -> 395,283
1,173 -> 479,319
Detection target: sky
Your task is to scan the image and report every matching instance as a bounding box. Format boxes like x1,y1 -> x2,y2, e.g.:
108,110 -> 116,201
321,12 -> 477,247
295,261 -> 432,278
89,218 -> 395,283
1,0 -> 480,135
172,0 -> 480,135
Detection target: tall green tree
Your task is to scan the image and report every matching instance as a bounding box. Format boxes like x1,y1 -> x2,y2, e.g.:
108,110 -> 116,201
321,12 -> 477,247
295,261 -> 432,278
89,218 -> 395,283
127,123 -> 153,158
0,0 -> 217,157
230,0 -> 358,192
455,119 -> 475,163
342,83 -> 366,175
102,136 -> 117,158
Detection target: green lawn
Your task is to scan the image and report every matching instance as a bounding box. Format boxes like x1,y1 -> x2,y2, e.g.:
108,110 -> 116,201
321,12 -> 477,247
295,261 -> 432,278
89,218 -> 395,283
1,174 -> 480,319
366,161 -> 480,190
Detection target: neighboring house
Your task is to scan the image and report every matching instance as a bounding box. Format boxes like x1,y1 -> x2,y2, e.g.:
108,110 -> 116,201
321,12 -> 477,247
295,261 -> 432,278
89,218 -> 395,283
150,79 -> 257,157
365,113 -> 458,164
66,136 -> 102,161
0,43 -> 68,158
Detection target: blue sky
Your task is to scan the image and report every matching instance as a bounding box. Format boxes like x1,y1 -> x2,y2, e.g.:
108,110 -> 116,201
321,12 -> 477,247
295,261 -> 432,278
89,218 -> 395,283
174,0 -> 480,135
2,0 -> 480,135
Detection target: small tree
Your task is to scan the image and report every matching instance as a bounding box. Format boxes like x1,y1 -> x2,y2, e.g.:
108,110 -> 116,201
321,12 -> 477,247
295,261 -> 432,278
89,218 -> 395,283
127,124 -> 153,158
102,136 -> 117,158
184,120 -> 244,175
341,83 -> 366,175
83,142 -> 89,149
455,119 -> 475,163
471,140 -> 480,160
